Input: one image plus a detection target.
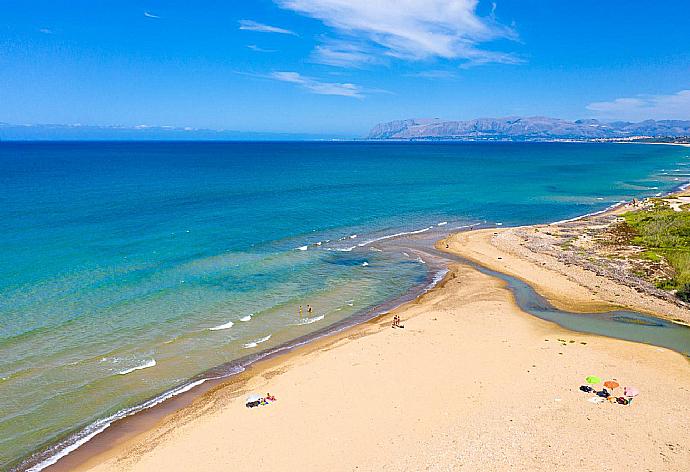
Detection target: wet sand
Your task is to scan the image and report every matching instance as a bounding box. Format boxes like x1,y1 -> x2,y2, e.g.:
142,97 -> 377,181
68,235 -> 690,472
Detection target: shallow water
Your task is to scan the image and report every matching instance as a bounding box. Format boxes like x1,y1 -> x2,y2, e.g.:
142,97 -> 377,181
427,248 -> 690,356
1,141 -> 689,470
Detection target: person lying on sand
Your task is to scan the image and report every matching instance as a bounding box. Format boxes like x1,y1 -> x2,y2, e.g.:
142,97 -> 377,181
266,393 -> 276,401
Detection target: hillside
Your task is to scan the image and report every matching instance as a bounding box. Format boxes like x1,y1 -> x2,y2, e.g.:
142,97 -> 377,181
366,116 -> 690,140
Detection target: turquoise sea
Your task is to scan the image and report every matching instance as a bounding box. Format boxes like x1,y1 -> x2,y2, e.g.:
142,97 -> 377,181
1,141 -> 689,470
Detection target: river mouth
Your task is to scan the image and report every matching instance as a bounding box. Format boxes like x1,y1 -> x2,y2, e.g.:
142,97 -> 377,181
18,227 -> 690,472
424,245 -> 690,357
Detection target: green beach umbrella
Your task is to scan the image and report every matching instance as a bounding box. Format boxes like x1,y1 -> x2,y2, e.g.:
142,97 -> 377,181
585,375 -> 602,385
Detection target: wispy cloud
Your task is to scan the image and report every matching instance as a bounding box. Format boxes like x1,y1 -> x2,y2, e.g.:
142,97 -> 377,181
275,0 -> 519,67
38,28 -> 53,34
269,71 -> 364,98
586,90 -> 690,121
248,45 -> 277,53
239,19 -> 297,35
312,39 -> 382,68
406,70 -> 458,79
144,12 -> 160,19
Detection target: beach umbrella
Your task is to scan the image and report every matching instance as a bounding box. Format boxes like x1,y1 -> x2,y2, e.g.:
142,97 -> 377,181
246,394 -> 262,403
604,380 -> 619,390
624,386 -> 640,397
585,375 -> 602,385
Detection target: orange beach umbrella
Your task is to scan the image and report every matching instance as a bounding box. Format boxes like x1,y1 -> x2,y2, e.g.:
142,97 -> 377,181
604,380 -> 619,390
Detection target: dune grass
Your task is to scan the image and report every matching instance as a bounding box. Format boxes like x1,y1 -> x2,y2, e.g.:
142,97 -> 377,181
623,202 -> 690,300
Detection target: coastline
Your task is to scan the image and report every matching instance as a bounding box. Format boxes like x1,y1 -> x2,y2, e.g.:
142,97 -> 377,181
24,253 -> 452,472
38,198 -> 690,471
62,237 -> 690,472
25,165 -> 690,471
447,189 -> 690,327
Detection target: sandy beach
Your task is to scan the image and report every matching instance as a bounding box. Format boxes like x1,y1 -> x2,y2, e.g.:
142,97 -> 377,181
63,227 -> 690,472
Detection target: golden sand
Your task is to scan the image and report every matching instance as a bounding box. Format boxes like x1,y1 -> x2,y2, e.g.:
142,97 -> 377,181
69,230 -> 690,472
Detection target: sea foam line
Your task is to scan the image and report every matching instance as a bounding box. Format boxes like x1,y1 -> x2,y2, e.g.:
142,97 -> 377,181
329,226 -> 435,252
117,359 -> 156,375
243,334 -> 272,349
24,373 -> 229,472
548,200 -> 628,225
294,314 -> 325,325
424,269 -> 450,293
209,320 -> 234,331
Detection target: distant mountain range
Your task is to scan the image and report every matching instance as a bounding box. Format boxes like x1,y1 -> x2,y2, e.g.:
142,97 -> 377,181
366,117 -> 690,140
0,123 -> 348,141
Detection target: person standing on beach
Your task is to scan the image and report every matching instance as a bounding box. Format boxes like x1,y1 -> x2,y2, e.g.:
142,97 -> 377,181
299,305 -> 303,318
307,305 -> 312,316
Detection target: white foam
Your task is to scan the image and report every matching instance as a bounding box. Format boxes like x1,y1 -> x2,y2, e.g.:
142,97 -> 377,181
239,314 -> 252,322
25,375 -> 219,472
297,245 -> 308,251
118,359 -> 156,375
209,320 -> 234,331
355,226 -> 434,248
329,246 -> 357,252
416,257 -> 426,264
328,226 -> 435,252
549,200 -> 627,225
361,262 -> 369,267
295,314 -> 325,325
425,269 -> 449,292
437,221 -> 448,226
243,334 -> 272,349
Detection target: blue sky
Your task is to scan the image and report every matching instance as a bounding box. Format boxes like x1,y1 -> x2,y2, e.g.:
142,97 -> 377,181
1,0 -> 689,135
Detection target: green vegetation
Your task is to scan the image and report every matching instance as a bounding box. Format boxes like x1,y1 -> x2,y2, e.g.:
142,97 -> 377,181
623,202 -> 690,300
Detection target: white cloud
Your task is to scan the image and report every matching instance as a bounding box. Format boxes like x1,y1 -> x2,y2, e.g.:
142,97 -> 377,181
313,39 -> 382,68
587,90 -> 690,121
406,70 -> 458,79
144,12 -> 160,19
275,0 -> 518,67
239,19 -> 297,35
38,28 -> 53,34
270,71 -> 364,98
248,45 -> 277,53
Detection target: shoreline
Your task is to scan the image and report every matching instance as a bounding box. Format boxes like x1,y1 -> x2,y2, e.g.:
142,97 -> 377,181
450,190 -> 690,327
42,223 -> 690,469
61,233 -> 690,472
46,269 -> 460,472
24,169 -> 690,471
25,251 -> 453,472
